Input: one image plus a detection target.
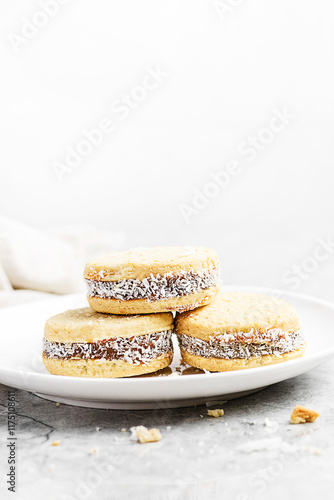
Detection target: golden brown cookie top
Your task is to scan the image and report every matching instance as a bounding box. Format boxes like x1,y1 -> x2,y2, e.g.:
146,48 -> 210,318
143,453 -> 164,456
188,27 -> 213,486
84,246 -> 219,281
175,292 -> 301,341
45,307 -> 174,343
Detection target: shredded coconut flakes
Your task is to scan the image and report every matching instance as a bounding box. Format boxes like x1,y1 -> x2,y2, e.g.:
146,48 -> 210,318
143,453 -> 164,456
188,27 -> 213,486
43,330 -> 172,365
85,268 -> 219,302
178,331 -> 304,359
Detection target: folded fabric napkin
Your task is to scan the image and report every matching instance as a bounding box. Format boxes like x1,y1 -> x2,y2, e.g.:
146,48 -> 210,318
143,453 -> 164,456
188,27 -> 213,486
0,215 -> 124,307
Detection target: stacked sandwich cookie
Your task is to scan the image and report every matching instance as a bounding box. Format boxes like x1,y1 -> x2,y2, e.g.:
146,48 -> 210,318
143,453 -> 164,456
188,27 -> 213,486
84,247 -> 220,314
43,246 -> 221,378
175,292 -> 305,371
42,308 -> 174,378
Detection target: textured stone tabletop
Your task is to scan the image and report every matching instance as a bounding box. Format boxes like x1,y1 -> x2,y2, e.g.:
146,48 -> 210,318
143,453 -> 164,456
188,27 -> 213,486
1,357 -> 333,500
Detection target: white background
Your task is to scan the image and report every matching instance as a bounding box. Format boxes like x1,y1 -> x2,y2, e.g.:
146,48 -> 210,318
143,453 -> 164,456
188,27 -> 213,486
0,0 -> 333,300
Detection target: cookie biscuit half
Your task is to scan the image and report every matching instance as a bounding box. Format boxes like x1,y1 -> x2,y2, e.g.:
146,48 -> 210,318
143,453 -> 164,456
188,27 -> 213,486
84,247 -> 220,314
43,307 -> 174,377
175,292 -> 306,372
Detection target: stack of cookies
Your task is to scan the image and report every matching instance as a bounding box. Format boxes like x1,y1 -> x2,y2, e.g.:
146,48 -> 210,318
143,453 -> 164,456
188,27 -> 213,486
42,247 -> 305,378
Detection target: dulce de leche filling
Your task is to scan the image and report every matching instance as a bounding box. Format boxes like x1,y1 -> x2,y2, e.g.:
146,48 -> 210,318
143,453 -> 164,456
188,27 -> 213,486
178,329 -> 305,360
43,330 -> 173,365
85,267 -> 219,302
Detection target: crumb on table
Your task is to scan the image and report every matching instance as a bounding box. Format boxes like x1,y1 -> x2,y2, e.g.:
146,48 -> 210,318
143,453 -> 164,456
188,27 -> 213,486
51,440 -> 60,446
290,405 -> 319,424
135,426 -> 162,443
207,409 -> 224,418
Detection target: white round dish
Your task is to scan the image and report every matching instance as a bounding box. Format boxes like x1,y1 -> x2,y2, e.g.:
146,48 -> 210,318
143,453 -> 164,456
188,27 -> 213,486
0,286 -> 333,409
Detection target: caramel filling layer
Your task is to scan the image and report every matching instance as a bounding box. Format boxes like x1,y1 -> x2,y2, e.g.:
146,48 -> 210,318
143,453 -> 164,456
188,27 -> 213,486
178,330 -> 304,360
43,330 -> 173,365
85,267 -> 219,302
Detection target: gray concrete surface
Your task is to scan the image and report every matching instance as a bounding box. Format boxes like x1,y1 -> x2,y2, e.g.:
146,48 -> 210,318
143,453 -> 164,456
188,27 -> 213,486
1,356 -> 333,500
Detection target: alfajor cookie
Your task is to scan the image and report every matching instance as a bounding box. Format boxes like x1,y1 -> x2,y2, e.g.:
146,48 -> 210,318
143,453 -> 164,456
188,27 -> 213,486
175,292 -> 305,372
84,247 -> 220,314
43,307 -> 174,378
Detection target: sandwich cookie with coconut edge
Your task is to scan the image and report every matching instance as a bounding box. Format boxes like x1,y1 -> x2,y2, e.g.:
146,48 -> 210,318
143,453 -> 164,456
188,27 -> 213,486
84,247 -> 220,314
43,307 -> 174,377
175,292 -> 305,371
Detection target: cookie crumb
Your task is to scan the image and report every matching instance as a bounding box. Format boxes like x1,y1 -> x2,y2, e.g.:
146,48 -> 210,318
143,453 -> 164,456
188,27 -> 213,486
92,448 -> 97,454
207,409 -> 224,418
135,426 -> 162,443
121,428 -> 126,432
51,440 -> 60,446
55,402 -> 60,407
290,405 -> 319,424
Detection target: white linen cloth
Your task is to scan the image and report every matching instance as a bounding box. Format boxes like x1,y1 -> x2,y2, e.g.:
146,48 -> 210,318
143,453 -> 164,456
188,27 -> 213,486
0,215 -> 124,308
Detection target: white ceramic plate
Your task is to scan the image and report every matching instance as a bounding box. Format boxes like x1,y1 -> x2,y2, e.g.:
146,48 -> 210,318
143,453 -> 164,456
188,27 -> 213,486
0,286 -> 333,409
